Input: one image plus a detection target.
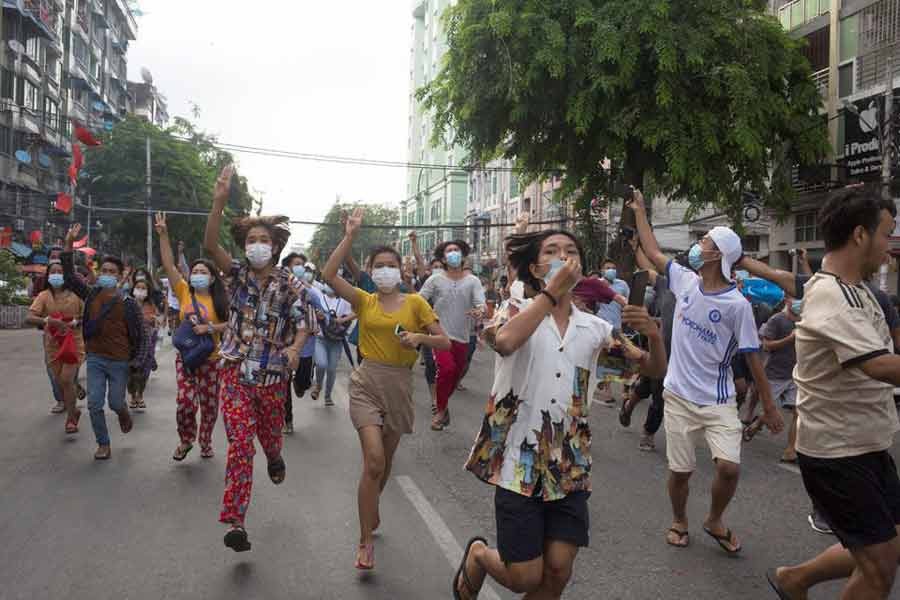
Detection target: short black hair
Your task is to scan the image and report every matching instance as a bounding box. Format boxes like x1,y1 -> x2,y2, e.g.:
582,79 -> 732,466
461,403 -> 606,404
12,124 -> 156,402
819,187 -> 897,252
100,255 -> 124,274
506,229 -> 586,294
281,252 -> 307,267
367,245 -> 402,269
433,239 -> 471,261
601,259 -> 617,268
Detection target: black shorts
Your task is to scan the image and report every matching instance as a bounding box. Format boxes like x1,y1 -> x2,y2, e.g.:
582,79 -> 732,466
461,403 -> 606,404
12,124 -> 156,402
494,486 -> 590,564
633,376 -> 662,400
799,451 -> 900,549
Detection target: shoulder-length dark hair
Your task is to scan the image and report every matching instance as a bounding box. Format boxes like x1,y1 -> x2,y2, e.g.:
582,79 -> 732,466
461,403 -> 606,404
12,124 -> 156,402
230,215 -> 291,266
367,245 -> 403,269
189,258 -> 230,321
505,229 -> 586,294
433,239 -> 471,261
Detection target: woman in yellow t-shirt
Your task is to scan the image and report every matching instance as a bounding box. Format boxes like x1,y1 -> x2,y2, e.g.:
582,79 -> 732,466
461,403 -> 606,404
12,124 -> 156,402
155,212 -> 230,461
322,208 -> 450,571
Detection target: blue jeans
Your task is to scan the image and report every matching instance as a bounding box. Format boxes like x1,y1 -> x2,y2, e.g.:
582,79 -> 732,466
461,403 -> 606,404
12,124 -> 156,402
314,337 -> 344,400
47,362 -> 62,403
86,354 -> 129,446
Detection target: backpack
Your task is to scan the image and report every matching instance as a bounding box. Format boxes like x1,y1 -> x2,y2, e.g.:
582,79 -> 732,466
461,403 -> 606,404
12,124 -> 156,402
173,294 -> 215,370
321,298 -> 348,341
83,295 -> 120,340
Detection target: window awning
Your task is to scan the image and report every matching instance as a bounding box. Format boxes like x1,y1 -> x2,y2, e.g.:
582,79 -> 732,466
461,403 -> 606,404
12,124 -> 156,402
9,241 -> 32,258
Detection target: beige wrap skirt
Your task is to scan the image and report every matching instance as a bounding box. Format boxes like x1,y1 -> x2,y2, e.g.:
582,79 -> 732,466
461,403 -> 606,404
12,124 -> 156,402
349,359 -> 415,435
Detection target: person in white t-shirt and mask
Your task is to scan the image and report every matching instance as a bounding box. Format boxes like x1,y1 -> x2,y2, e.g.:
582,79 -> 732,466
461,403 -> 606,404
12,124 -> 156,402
631,189 -> 783,554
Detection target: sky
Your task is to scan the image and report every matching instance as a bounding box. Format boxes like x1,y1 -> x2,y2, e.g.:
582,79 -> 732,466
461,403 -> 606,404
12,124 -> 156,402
127,0 -> 413,248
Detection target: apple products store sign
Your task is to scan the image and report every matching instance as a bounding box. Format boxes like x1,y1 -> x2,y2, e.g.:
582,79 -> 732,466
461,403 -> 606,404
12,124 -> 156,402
840,94 -> 891,180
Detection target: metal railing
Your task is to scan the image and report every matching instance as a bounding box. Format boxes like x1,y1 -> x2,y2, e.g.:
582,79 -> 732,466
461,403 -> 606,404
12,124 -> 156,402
811,67 -> 829,98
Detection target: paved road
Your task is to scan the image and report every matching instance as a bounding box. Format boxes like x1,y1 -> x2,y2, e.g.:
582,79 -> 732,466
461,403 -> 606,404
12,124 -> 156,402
0,328 -> 889,599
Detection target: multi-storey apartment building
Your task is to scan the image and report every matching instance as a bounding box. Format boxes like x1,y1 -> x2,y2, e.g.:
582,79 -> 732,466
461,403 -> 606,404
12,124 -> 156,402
769,0 -> 900,292
0,0 -> 137,250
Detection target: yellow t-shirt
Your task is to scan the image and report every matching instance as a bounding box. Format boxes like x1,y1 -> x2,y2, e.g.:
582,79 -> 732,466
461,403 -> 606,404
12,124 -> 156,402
174,279 -> 224,356
353,290 -> 437,368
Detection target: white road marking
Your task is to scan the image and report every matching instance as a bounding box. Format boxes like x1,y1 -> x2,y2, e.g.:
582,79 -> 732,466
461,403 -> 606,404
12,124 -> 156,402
396,475 -> 502,600
777,462 -> 801,475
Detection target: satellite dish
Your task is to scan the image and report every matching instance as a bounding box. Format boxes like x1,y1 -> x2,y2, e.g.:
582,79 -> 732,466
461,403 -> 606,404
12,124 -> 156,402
14,150 -> 31,164
8,40 -> 24,54
92,100 -> 104,111
140,67 -> 153,84
38,152 -> 50,168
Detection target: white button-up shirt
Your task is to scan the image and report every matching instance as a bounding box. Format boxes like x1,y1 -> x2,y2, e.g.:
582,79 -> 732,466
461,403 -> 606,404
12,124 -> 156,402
466,296 -> 612,500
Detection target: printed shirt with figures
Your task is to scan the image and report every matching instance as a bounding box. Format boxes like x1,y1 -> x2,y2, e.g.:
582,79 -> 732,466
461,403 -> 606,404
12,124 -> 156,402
219,261 -> 317,386
663,261 -> 760,406
465,295 -> 613,501
174,278 -> 224,359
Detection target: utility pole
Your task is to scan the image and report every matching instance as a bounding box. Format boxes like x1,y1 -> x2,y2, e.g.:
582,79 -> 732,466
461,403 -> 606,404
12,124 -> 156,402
146,137 -> 152,270
883,51 -> 894,202
86,194 -> 92,243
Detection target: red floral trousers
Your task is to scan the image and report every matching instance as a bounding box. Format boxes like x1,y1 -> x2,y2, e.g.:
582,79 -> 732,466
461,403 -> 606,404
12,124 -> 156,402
175,355 -> 220,453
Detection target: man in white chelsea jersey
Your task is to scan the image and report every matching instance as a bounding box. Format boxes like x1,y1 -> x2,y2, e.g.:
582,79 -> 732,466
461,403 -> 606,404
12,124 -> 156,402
631,189 -> 783,554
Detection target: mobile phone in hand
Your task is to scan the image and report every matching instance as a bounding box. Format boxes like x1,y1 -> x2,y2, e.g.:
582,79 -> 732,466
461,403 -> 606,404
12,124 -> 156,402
629,270 -> 649,306
395,323 -> 406,337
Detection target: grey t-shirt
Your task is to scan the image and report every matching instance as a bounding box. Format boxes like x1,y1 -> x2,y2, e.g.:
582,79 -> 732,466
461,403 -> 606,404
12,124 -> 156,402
761,311 -> 796,381
653,275 -> 675,359
419,272 -> 486,343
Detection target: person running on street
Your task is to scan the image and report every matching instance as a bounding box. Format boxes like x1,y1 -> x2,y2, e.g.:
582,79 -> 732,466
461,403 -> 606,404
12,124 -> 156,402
595,259 -> 630,407
313,282 -> 354,407
280,252 -> 317,433
453,229 -> 667,600
322,207 -> 450,571
204,165 -> 314,552
61,224 -> 147,460
631,189 -> 783,553
767,188 -> 900,600
27,258 -> 85,435
126,277 -> 159,411
418,240 -> 486,431
157,212 -> 229,460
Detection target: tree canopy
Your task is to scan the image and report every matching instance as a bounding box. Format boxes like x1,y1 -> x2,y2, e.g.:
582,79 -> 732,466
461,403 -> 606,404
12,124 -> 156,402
419,0 -> 830,219
308,203 -> 399,267
79,115 -> 256,266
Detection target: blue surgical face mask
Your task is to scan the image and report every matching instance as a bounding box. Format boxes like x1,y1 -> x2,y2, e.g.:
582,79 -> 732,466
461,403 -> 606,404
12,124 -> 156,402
604,268 -> 617,281
446,250 -> 463,268
97,274 -> 118,289
688,244 -> 705,271
292,265 -> 306,279
791,300 -> 803,316
542,259 -> 564,284
190,274 -> 211,291
48,273 -> 64,288
304,272 -> 315,283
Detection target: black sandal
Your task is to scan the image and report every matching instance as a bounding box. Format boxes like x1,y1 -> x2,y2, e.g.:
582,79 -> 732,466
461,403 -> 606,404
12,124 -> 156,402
268,457 -> 286,485
224,526 -> 251,552
172,443 -> 193,462
453,536 -> 486,600
703,526 -> 742,554
666,528 -> 689,548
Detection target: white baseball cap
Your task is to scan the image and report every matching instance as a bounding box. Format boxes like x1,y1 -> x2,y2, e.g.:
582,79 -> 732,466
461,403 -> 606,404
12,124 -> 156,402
707,226 -> 742,281
305,262 -> 316,271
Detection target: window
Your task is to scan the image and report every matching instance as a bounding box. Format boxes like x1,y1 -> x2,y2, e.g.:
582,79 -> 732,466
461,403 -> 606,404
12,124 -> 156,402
510,175 -> 519,198
795,211 -> 820,242
25,36 -> 40,63
12,131 -> 26,153
743,235 -> 760,253
0,125 -> 10,156
838,62 -> 854,98
23,80 -> 39,112
72,35 -> 89,68
46,57 -> 61,83
840,14 -> 859,62
15,76 -> 24,106
44,97 -> 58,131
0,68 -> 13,100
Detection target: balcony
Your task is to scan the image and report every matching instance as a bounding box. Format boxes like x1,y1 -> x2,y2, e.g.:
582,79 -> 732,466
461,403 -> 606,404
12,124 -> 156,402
811,67 -> 829,98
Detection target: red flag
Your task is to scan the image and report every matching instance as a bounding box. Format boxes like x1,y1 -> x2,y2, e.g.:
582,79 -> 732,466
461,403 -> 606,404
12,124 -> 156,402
76,246 -> 96,257
72,144 -> 83,170
0,227 -> 11,248
74,124 -> 101,147
29,230 -> 42,246
68,163 -> 77,186
73,235 -> 88,249
55,193 -> 72,214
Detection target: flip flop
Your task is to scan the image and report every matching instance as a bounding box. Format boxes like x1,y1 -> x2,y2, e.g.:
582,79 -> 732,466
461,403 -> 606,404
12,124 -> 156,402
172,443 -> 193,461
766,568 -> 793,599
453,536 -> 487,600
619,399 -> 632,428
666,528 -> 689,548
268,457 -> 286,485
224,527 -> 251,552
703,526 -> 741,554
742,417 -> 762,442
355,543 -> 374,570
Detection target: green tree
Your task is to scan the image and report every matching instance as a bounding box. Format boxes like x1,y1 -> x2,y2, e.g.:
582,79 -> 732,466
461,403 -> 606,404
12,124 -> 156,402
420,0 -> 830,266
0,251 -> 27,305
308,203 -> 399,267
79,115 -> 255,265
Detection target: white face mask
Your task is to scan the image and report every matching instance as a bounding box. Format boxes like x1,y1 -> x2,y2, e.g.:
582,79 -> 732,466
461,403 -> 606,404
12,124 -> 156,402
133,289 -> 148,301
245,243 -> 273,268
371,267 -> 402,291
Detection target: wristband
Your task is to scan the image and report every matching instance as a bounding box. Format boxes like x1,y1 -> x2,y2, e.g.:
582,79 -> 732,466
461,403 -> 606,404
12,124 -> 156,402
540,290 -> 558,306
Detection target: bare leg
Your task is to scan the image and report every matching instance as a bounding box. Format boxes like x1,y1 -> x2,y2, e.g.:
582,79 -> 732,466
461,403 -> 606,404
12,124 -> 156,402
522,540 -> 579,600
783,411 -> 799,460
357,425 -> 385,566
55,363 -> 78,421
839,537 -> 900,600
466,543 -> 543,595
704,459 -> 741,552
774,544 -> 856,599
667,470 -> 691,545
